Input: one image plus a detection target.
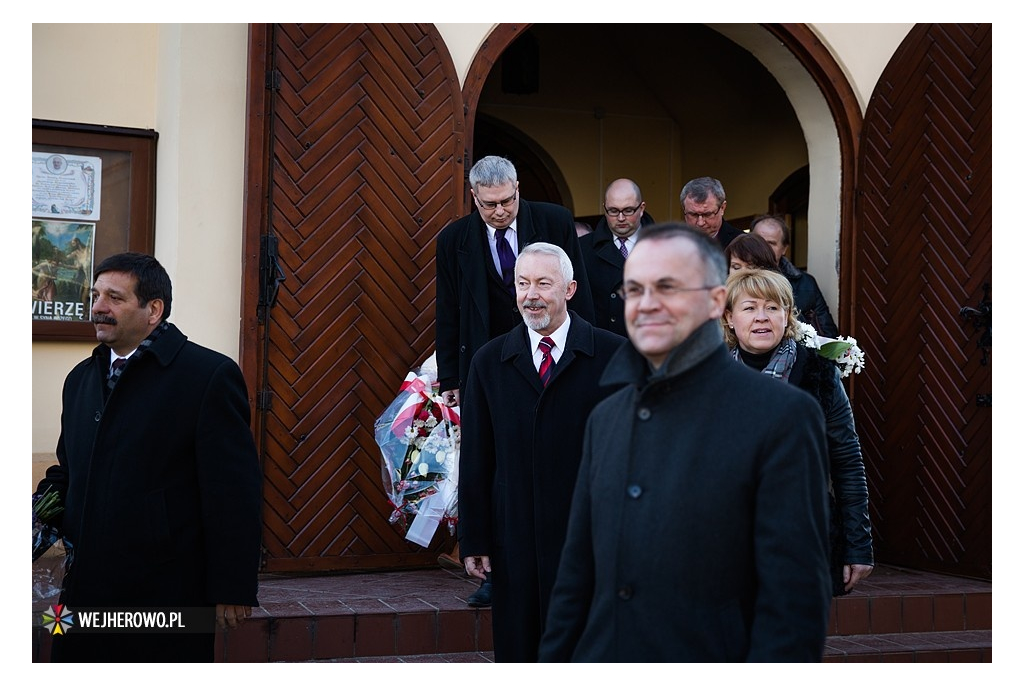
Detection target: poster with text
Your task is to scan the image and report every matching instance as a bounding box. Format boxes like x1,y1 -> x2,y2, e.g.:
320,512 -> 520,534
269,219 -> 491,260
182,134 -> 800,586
32,152 -> 103,221
32,220 -> 95,323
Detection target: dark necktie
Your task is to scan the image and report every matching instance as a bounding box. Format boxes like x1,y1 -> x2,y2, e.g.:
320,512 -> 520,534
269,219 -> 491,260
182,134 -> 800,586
106,356 -> 128,397
494,228 -> 517,296
619,238 -> 629,259
538,337 -> 555,386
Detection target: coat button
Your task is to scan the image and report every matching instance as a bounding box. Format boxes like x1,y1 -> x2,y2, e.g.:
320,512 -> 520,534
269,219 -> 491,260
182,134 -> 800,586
627,484 -> 642,499
617,586 -> 633,600
611,292 -> 618,300
637,407 -> 651,420
94,410 -> 101,422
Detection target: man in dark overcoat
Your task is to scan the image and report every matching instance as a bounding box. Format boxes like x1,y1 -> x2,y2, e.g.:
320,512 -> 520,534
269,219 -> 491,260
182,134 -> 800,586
580,178 -> 655,336
435,155 -> 595,405
458,242 -> 624,662
750,213 -> 839,337
538,224 -> 832,662
36,252 -> 262,662
435,155 -> 595,605
680,176 -> 743,249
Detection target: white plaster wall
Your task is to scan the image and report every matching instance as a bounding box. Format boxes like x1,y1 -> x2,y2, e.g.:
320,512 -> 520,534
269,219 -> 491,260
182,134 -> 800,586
31,24 -> 249,459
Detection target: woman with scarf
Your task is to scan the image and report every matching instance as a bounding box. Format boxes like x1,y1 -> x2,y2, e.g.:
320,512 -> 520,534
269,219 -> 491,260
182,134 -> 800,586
723,267 -> 874,595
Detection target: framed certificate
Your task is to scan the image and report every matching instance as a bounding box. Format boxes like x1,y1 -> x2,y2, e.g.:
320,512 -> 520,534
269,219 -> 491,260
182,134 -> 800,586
32,120 -> 157,341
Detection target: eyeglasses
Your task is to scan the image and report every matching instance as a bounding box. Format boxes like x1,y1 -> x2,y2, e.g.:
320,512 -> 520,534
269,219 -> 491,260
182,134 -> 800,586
604,204 -> 642,217
617,281 -> 718,301
684,206 -> 722,222
475,191 -> 518,210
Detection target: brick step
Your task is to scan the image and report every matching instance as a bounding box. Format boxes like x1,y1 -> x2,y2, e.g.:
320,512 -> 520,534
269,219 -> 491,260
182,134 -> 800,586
33,564 -> 991,662
824,630 -> 992,662
307,630 -> 996,664
827,566 -> 991,636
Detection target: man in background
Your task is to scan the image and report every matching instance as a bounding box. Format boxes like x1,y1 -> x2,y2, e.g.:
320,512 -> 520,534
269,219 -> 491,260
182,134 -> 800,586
750,213 -> 839,337
579,178 -> 655,337
680,176 -> 743,249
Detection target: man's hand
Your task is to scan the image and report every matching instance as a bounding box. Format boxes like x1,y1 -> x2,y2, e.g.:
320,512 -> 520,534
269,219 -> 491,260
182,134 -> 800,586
216,603 -> 253,630
843,564 -> 874,592
442,389 -> 460,407
464,555 -> 491,581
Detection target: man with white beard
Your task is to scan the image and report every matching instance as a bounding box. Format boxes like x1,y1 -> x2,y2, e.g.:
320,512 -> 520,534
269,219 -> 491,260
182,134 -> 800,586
458,242 -> 625,662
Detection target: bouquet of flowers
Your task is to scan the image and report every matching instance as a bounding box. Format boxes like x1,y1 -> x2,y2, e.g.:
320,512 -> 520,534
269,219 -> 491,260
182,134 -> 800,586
795,321 -> 867,378
33,485 -> 69,601
375,353 -> 461,547
32,486 -> 63,562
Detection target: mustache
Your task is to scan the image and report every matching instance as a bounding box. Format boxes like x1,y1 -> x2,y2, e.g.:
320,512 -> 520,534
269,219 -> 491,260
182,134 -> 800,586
522,299 -> 547,309
92,315 -> 117,325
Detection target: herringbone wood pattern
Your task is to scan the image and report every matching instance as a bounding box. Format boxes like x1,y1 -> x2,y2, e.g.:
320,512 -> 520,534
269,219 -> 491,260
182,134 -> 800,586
260,24 -> 464,571
854,23 -> 991,578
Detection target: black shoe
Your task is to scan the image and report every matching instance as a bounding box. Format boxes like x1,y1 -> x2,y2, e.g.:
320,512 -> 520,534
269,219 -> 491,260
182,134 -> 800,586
467,575 -> 492,607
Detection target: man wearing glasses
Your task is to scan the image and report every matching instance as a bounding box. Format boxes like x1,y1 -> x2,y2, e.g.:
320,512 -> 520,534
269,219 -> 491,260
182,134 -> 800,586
680,176 -> 743,249
539,224 -> 831,662
579,178 -> 655,336
435,156 -> 594,607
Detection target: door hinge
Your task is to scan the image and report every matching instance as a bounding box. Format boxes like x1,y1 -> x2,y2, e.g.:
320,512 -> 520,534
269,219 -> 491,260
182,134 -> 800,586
258,235 -> 285,323
256,390 -> 273,411
265,69 -> 281,91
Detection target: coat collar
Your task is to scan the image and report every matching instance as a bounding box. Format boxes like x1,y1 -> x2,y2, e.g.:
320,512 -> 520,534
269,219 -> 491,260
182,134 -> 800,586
778,256 -> 803,279
600,318 -> 725,389
499,312 -> 596,389
91,322 -> 188,369
456,198 -> 539,251
592,212 -> 655,249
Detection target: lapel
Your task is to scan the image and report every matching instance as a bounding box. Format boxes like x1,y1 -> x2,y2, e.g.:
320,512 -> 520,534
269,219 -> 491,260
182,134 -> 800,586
593,222 -> 626,270
515,199 -> 539,250
502,324 -> 544,393
456,211 -> 493,323
500,314 -> 594,391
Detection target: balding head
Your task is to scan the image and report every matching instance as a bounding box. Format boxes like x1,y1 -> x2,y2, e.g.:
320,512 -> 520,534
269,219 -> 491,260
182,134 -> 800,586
603,178 -> 645,239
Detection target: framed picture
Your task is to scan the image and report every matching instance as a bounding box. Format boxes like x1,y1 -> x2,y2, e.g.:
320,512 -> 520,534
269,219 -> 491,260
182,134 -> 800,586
32,120 -> 157,341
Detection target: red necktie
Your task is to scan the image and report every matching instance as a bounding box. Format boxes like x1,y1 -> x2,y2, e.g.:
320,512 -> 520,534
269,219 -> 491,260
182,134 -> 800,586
538,337 -> 555,386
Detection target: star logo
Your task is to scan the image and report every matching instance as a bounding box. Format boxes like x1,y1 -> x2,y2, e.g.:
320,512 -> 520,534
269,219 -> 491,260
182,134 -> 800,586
42,604 -> 74,635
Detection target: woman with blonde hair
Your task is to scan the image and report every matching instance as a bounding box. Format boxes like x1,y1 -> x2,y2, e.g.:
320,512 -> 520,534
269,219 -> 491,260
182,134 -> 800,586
723,268 -> 874,595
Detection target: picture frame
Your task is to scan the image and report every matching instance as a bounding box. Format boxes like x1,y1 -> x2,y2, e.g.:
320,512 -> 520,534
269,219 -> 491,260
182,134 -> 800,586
32,120 -> 157,342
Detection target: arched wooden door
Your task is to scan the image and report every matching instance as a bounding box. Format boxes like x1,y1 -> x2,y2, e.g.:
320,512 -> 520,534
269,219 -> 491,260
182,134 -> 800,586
248,24 -> 465,572
853,24 -> 991,579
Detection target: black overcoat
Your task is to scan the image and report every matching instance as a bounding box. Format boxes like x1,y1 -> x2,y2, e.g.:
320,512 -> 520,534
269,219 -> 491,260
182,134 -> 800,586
37,323 -> 262,661
715,219 -> 744,249
539,321 -> 832,662
458,314 -> 625,662
578,213 -> 655,337
435,199 -> 595,392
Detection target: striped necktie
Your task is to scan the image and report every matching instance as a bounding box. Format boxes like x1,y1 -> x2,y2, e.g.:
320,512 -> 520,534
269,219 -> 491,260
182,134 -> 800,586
538,337 -> 555,386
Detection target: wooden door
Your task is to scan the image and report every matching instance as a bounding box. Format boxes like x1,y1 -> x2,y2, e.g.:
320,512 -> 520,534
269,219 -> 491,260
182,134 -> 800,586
255,24 -> 465,572
853,24 -> 991,579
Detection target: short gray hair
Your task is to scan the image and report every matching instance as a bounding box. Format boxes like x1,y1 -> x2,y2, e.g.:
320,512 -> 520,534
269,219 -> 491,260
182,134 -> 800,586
469,156 -> 517,191
679,177 -> 726,207
516,242 -> 574,284
635,223 -> 727,286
